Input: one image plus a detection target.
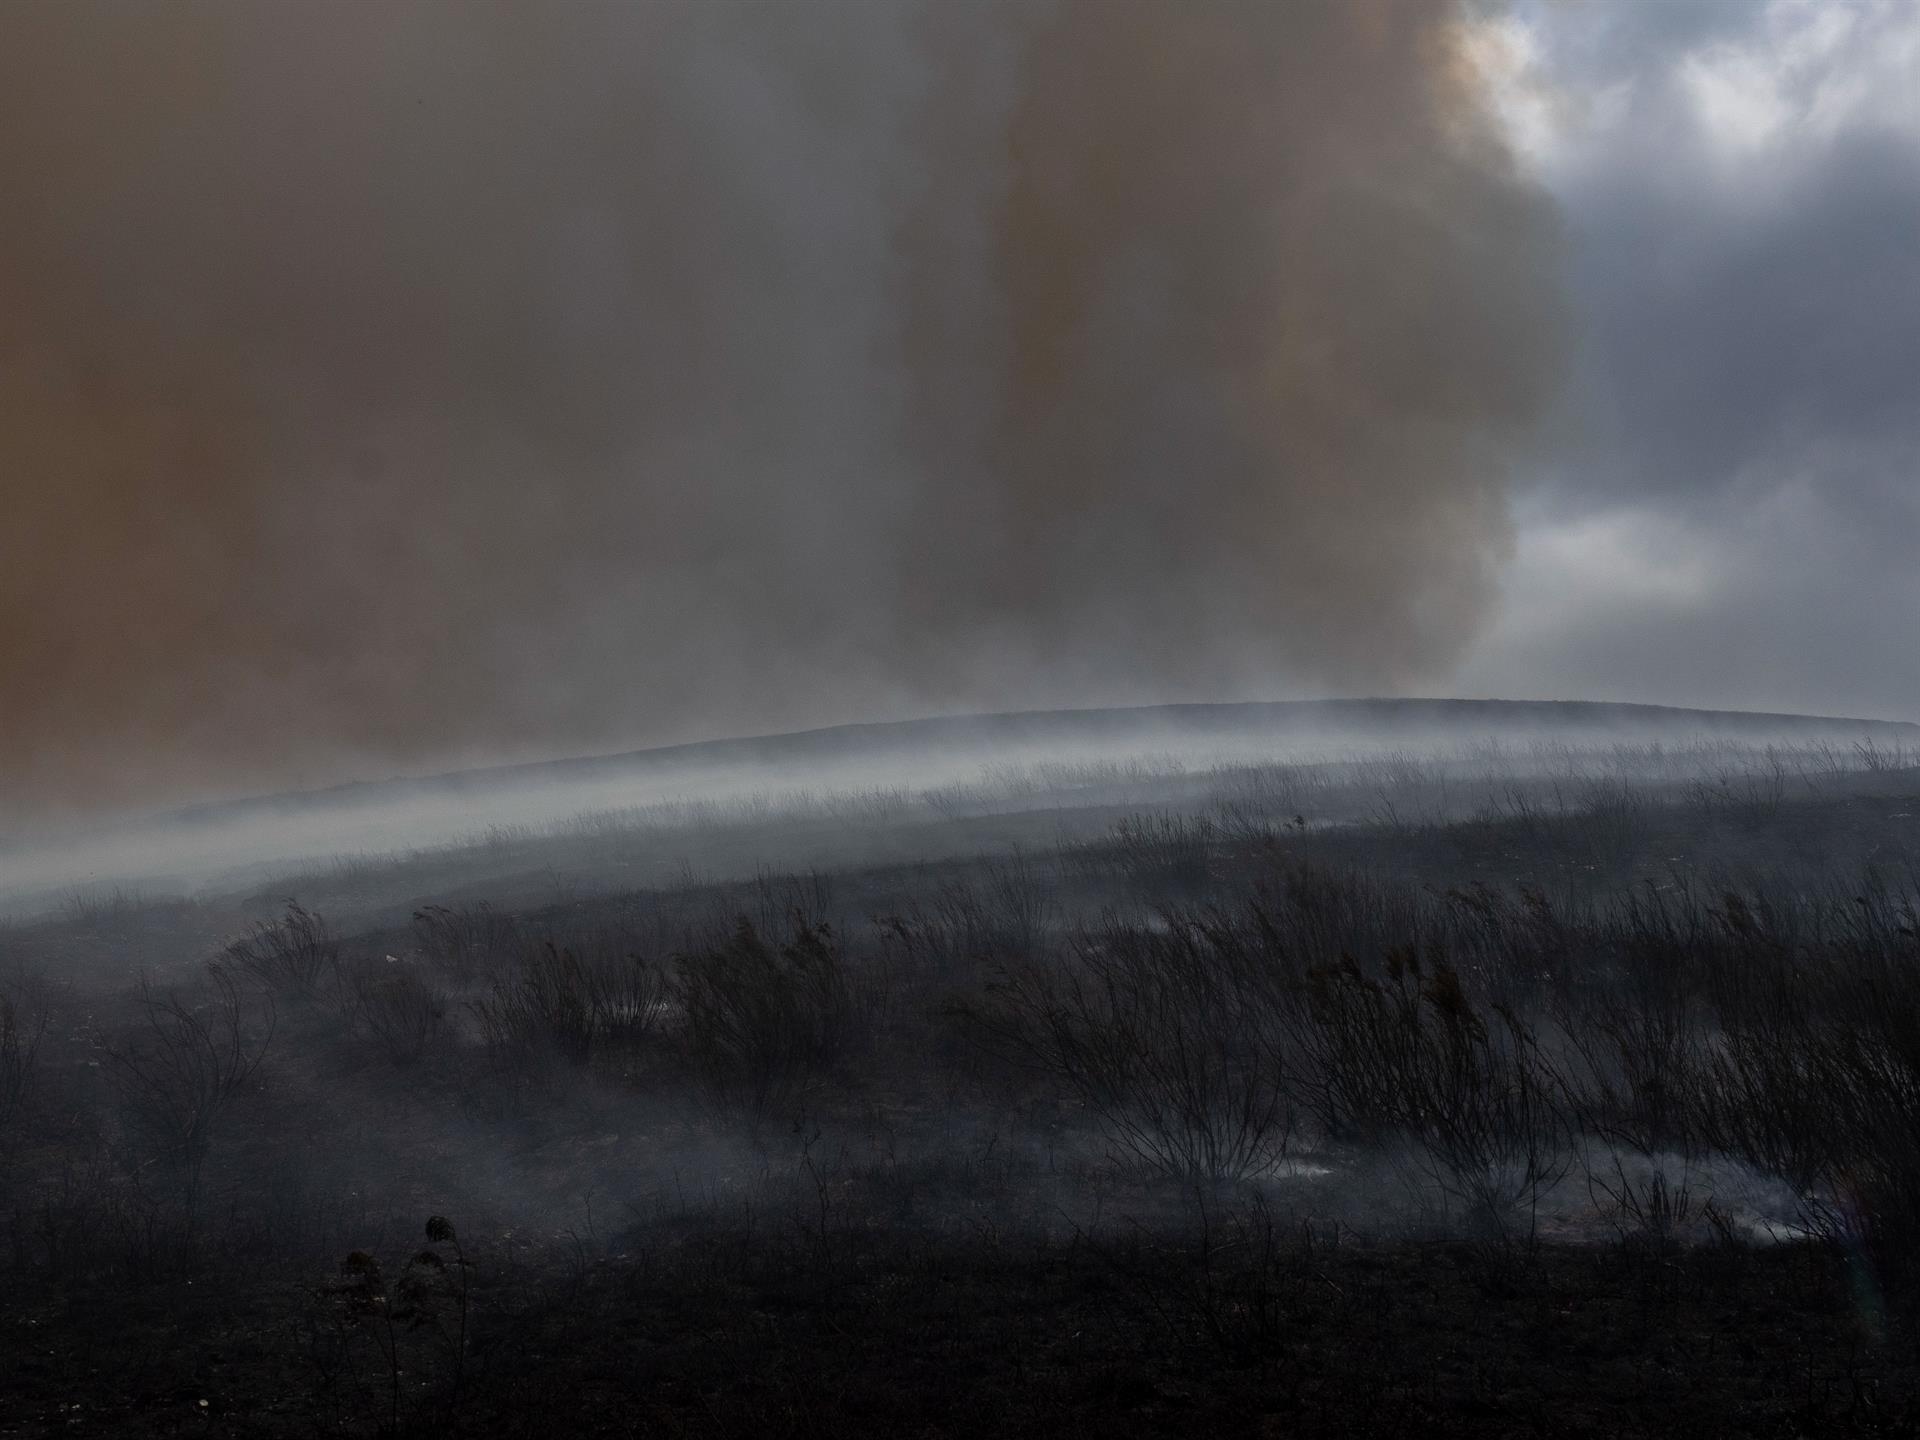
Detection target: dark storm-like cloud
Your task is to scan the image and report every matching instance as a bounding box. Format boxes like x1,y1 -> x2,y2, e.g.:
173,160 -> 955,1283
0,0 -> 1561,820
1461,0 -> 1920,721
1569,101 -> 1920,511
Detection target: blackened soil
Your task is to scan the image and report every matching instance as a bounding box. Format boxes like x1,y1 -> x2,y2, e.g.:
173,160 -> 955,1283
5,1236 -> 1918,1438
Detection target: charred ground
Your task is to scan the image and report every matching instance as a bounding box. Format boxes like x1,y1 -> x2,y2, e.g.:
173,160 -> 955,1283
4,702 -> 1920,1435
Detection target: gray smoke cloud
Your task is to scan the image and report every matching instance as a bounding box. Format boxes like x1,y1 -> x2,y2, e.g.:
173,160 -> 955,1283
0,0 -> 1562,819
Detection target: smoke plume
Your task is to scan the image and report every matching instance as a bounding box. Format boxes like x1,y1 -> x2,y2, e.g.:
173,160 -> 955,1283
0,0 -> 1560,818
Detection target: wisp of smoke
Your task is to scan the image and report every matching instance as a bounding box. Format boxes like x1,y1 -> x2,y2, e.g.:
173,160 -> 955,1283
0,0 -> 1560,820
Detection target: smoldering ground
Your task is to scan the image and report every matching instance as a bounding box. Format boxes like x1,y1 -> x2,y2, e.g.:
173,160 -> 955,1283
0,0 -> 1561,822
6,704 -> 1920,1433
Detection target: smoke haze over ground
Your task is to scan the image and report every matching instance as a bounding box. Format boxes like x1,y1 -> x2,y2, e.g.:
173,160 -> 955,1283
0,0 -> 1561,821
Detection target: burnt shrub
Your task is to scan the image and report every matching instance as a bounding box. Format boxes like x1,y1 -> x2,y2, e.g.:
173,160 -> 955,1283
972,913 -> 1295,1182
0,979 -> 49,1135
677,916 -> 856,1115
225,900 -> 339,998
104,964 -> 272,1171
412,902 -> 521,986
470,940 -> 664,1076
339,958 -> 447,1065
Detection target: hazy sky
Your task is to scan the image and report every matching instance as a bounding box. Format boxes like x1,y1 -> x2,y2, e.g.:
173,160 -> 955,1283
0,0 -> 1913,821
1456,0 -> 1920,721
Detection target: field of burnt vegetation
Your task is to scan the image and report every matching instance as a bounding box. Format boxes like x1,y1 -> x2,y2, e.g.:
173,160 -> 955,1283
6,730 -> 1920,1435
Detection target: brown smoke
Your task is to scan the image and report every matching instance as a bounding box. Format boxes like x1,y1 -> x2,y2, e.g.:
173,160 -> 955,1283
0,0 -> 1560,819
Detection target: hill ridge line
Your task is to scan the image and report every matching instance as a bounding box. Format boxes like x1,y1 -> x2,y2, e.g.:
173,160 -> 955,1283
149,697 -> 1917,827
